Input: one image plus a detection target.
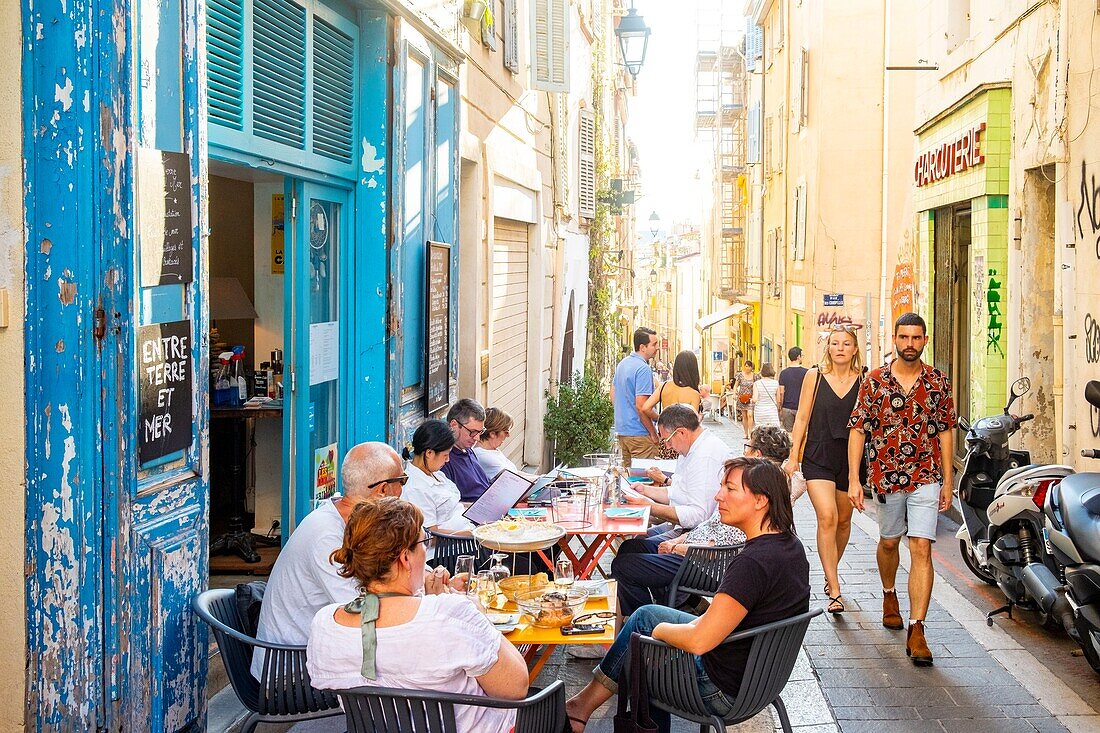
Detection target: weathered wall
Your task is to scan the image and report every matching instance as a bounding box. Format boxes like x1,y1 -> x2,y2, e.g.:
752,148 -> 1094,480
1065,4 -> 1100,470
0,0 -> 27,728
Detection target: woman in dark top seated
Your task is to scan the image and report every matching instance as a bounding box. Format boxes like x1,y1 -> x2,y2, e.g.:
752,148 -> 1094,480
565,457 -> 810,732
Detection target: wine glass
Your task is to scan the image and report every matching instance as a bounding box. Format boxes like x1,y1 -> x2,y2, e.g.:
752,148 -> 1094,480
472,570 -> 499,612
455,555 -> 475,595
488,553 -> 511,583
555,558 -> 575,589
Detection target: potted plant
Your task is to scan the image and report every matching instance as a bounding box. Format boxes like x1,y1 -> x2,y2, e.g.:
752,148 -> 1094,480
543,372 -> 614,467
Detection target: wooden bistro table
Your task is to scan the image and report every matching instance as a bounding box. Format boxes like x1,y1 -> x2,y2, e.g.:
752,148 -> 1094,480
503,594 -> 617,684
536,498 -> 651,580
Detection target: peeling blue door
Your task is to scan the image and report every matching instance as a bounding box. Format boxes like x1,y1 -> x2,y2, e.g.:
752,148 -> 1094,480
23,0 -> 208,728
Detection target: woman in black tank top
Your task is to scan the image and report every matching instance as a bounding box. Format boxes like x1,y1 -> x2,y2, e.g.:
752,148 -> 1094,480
782,326 -> 866,614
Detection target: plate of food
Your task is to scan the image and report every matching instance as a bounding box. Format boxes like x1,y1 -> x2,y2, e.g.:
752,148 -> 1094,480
473,518 -> 566,552
485,612 -> 521,633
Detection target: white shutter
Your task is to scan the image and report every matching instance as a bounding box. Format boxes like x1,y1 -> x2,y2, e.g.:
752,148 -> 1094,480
531,0 -> 569,92
504,0 -> 519,72
555,92 -> 570,208
578,109 -> 596,220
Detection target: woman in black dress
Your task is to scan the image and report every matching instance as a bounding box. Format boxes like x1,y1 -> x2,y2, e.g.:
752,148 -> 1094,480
783,325 -> 865,614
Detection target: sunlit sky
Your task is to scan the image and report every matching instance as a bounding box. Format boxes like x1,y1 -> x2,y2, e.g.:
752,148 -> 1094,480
628,0 -> 716,235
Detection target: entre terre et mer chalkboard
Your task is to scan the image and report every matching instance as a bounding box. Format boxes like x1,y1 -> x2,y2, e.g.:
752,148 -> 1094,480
138,319 -> 193,464
425,241 -> 451,415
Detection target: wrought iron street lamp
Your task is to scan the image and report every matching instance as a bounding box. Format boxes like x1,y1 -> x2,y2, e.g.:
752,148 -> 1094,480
648,211 -> 660,238
616,3 -> 651,80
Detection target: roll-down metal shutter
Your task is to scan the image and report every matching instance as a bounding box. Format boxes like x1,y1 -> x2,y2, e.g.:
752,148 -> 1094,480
488,218 -> 530,466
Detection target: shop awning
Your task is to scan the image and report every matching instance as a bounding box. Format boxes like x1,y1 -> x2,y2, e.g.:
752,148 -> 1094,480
695,303 -> 751,332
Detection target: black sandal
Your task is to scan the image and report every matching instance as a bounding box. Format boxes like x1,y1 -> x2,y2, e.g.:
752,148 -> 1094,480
566,715 -> 588,733
827,595 -> 845,614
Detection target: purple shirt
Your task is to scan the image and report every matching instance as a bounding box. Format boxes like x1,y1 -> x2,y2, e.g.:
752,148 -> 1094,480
441,446 -> 491,502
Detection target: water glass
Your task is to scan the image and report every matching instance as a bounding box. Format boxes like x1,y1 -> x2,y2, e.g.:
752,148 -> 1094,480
555,558 -> 575,589
455,555 -> 475,595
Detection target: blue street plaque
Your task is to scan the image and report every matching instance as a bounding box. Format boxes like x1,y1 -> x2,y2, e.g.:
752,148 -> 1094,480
823,293 -> 845,307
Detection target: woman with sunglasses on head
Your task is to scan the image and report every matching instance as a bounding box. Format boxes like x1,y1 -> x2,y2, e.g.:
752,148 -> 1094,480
783,324 -> 867,614
566,457 -> 810,733
402,419 -> 475,553
307,498 -> 528,733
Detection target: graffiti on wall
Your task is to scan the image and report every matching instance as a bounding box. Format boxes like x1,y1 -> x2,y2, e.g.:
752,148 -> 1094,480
1085,313 -> 1100,365
1076,160 -> 1100,260
986,268 -> 1004,356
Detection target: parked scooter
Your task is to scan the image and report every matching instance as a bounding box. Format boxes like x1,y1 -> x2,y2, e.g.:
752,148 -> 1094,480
955,377 -> 1076,627
1034,380 -> 1100,674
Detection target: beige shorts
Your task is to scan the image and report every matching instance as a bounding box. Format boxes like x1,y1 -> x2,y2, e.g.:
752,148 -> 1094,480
617,435 -> 660,467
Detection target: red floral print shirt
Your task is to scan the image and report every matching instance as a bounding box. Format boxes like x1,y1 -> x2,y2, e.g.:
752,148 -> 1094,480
848,362 -> 957,495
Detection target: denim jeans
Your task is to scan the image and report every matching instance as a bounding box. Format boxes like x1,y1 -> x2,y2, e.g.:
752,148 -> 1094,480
593,605 -> 735,731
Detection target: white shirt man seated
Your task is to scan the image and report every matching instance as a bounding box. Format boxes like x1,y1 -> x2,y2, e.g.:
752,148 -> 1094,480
250,441 -> 458,679
624,403 -> 732,532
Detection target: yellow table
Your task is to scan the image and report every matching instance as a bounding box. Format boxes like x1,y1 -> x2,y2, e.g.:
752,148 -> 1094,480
503,596 -> 615,683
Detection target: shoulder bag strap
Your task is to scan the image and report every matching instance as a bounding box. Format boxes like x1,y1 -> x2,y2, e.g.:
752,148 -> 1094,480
797,368 -> 822,462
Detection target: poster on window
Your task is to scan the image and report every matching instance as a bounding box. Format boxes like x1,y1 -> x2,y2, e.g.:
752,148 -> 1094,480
314,442 -> 338,502
138,320 -> 193,464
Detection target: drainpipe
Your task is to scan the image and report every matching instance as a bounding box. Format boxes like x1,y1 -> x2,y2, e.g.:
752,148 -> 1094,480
878,0 -> 891,365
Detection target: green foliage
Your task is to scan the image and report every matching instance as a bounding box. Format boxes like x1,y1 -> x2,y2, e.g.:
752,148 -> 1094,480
543,372 -> 614,467
585,31 -> 616,384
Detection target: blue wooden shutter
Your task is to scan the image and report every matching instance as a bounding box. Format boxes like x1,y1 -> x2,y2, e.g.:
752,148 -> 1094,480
745,18 -> 763,72
253,0 -> 307,149
313,16 -> 355,163
206,0 -> 245,130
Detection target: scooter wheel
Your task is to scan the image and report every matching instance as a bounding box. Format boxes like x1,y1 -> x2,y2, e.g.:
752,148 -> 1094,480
1075,616 -> 1100,675
959,539 -> 997,586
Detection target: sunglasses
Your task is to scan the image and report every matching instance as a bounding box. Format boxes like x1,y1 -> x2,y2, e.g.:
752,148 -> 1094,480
411,534 -> 433,549
573,611 -> 615,624
367,473 -> 410,490
829,323 -> 858,333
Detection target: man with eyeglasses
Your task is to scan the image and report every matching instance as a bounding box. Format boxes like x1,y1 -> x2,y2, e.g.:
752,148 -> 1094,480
252,441 -> 458,679
622,404 -> 731,534
440,398 -> 492,501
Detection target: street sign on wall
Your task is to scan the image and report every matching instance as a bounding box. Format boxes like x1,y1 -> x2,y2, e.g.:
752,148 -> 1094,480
823,293 -> 845,307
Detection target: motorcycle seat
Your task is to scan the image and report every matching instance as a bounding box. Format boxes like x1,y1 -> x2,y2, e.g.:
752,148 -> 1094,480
1057,473 -> 1100,563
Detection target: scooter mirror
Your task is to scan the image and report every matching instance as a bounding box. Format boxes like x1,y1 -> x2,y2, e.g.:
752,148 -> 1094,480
958,416 -> 970,431
1086,380 -> 1100,409
1011,377 -> 1031,398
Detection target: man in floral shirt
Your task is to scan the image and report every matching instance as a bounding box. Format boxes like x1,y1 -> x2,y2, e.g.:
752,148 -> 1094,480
847,313 -> 956,667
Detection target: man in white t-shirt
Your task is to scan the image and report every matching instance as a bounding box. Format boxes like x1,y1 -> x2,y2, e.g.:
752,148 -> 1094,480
624,404 -> 731,532
251,441 -> 456,678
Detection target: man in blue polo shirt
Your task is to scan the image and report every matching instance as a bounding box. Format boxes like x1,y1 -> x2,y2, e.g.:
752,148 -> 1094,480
612,327 -> 661,467
440,398 -> 491,501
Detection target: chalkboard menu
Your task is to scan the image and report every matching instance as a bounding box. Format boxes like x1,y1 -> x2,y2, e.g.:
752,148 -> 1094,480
139,148 -> 193,286
425,241 -> 451,415
138,320 -> 194,464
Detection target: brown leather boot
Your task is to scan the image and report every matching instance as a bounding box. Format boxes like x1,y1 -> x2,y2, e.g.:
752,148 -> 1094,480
882,590 -> 903,630
906,621 -> 934,666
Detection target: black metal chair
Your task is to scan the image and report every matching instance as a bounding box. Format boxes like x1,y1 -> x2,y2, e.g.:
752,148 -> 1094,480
426,528 -> 486,575
632,608 -> 823,733
666,544 -> 745,607
335,680 -> 566,733
192,588 -> 342,733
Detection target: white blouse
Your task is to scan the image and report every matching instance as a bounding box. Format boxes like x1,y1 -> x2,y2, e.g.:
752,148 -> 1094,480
307,594 -> 514,733
473,445 -> 518,479
402,462 -> 474,552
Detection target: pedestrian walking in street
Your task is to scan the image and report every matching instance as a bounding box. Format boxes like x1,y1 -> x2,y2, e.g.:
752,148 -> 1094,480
751,363 -> 782,428
783,325 -> 866,615
642,350 -> 703,458
732,360 -> 759,435
611,327 -> 661,467
847,312 -> 956,666
777,347 -> 807,431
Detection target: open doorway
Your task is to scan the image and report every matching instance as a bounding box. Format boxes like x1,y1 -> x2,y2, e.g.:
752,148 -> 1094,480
206,163 -> 288,586
932,203 -> 972,455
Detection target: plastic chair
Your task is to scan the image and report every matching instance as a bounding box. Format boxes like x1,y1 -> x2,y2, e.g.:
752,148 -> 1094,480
666,544 -> 745,607
632,608 -> 824,733
426,528 -> 486,574
335,680 -> 566,733
192,588 -> 341,733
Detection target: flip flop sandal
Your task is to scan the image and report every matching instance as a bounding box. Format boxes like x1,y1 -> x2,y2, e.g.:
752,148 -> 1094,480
566,715 -> 588,732
827,595 -> 845,614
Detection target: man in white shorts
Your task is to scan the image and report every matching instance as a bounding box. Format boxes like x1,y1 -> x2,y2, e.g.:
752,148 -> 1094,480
846,313 -> 957,666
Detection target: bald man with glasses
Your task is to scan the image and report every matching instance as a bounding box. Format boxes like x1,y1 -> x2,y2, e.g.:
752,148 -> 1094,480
251,441 -> 459,679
